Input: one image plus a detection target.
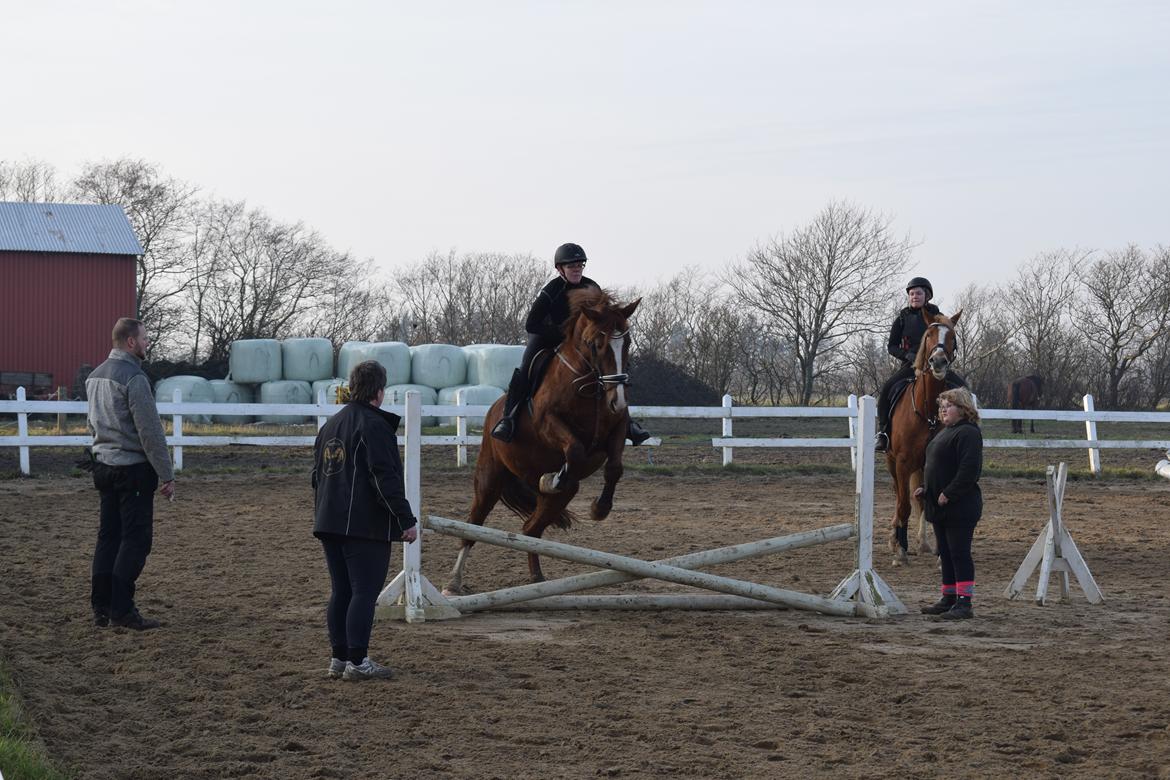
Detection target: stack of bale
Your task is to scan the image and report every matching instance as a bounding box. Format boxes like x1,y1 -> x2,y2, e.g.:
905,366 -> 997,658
176,338 -> 525,427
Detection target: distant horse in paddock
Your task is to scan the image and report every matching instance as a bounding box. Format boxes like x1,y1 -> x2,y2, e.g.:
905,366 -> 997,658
1010,375 -> 1045,434
886,308 -> 962,566
443,289 -> 640,595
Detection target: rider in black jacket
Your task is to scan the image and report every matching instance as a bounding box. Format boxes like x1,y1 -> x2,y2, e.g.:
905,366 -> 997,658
312,360 -> 418,681
875,277 -> 966,451
490,242 -> 650,445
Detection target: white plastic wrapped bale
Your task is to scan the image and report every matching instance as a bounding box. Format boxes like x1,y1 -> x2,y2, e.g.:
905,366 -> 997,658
437,384 -> 504,425
363,342 -> 412,385
410,344 -> 467,389
311,378 -> 347,405
384,384 -> 438,427
228,339 -> 282,383
281,338 -> 334,381
464,344 -> 525,389
155,376 -> 215,424
258,380 -> 313,424
208,379 -> 255,423
336,341 -> 370,382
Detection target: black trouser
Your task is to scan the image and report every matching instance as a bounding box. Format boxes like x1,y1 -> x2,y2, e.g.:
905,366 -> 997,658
320,535 -> 392,663
505,334 -> 555,413
931,516 -> 978,598
91,461 -> 158,619
877,366 -> 967,430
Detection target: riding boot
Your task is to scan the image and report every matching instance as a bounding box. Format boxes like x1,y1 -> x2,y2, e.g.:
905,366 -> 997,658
490,369 -> 526,443
627,419 -> 651,446
874,429 -> 889,453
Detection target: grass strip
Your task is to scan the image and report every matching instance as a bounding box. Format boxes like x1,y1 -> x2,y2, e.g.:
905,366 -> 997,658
0,656 -> 69,780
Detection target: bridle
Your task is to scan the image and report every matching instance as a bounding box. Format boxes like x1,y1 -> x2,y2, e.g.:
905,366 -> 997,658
912,321 -> 957,430
555,327 -> 631,398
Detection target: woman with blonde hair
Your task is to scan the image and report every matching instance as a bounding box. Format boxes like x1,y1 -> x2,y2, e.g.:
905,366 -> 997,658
915,387 -> 983,619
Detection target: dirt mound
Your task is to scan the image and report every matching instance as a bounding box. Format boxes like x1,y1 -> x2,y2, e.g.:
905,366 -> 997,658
628,354 -> 721,406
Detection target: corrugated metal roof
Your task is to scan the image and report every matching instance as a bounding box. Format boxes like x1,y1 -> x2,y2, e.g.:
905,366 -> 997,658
0,202 -> 144,255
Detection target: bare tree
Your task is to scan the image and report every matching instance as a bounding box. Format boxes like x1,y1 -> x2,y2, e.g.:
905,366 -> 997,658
949,282 -> 1015,406
726,200 -> 914,405
70,159 -> 199,354
1074,245 -> 1170,408
0,159 -> 61,201
1005,249 -> 1091,407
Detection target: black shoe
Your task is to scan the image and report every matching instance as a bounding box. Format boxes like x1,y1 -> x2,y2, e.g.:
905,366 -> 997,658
627,420 -> 651,446
110,610 -> 162,631
920,596 -> 956,615
874,431 -> 889,452
938,602 -> 974,620
94,609 -> 110,628
491,415 -> 516,443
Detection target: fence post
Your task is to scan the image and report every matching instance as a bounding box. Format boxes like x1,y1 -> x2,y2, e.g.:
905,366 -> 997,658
856,395 -> 875,575
402,391 -> 425,622
172,388 -> 183,473
722,394 -> 734,466
456,389 -> 468,468
1082,394 -> 1101,476
17,386 -> 30,476
316,388 -> 329,430
847,393 -> 858,472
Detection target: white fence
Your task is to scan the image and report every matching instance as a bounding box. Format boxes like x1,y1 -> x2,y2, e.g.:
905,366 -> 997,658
2,387 -> 1169,477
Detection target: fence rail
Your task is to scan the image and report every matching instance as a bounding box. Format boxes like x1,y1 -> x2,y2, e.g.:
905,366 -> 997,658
3,388 -> 1168,476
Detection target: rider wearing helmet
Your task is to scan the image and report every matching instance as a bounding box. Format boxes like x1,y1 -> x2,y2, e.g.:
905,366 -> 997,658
875,277 -> 965,451
490,243 -> 651,445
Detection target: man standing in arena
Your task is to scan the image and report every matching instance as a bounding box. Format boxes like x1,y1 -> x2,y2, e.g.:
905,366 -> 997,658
86,317 -> 175,630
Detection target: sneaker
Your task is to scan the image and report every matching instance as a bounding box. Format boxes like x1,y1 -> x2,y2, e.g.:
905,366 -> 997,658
327,657 -> 346,679
342,657 -> 394,681
937,603 -> 975,620
110,610 -> 162,631
94,609 -> 110,628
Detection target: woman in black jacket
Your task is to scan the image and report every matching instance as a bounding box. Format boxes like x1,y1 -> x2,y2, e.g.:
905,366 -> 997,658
312,360 -> 418,680
915,387 -> 983,620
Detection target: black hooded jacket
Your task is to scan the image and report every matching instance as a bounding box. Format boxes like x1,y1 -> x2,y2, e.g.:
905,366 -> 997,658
923,420 -> 983,526
887,303 -> 941,365
312,401 -> 418,542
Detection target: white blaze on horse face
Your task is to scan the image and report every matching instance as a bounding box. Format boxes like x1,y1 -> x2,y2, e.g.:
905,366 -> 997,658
929,325 -> 950,379
610,333 -> 627,411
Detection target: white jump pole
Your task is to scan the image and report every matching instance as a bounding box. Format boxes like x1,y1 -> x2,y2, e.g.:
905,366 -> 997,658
446,522 -> 856,614
424,515 -> 857,616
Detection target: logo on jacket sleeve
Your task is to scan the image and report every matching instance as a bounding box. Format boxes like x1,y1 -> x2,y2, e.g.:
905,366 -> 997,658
322,438 -> 346,475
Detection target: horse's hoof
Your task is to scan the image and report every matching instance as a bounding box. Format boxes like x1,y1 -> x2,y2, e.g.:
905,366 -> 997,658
528,574 -> 545,584
538,474 -> 560,494
590,498 -> 612,522
891,551 -> 909,567
442,584 -> 468,597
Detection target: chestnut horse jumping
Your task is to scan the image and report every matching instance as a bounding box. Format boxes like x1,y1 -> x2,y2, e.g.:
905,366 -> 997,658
443,289 -> 640,594
886,308 -> 962,566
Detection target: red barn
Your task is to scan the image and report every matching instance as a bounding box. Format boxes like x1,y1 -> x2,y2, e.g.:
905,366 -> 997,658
0,202 -> 142,397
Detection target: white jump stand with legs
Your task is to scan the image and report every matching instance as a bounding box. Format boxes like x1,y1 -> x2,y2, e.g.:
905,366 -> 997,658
377,391 -> 459,622
1004,462 -> 1103,605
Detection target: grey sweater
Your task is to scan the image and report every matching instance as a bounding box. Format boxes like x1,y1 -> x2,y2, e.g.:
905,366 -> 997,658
86,349 -> 174,482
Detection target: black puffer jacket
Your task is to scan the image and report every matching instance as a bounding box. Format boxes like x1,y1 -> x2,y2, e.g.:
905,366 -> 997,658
312,401 -> 417,542
923,420 -> 983,526
525,275 -> 600,344
887,303 -> 941,364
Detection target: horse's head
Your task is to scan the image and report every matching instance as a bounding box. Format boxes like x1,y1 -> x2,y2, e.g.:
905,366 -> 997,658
565,289 -> 641,413
915,308 -> 962,381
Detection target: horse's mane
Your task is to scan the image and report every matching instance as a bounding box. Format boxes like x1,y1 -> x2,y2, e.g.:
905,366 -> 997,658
913,310 -> 956,372
563,287 -> 619,337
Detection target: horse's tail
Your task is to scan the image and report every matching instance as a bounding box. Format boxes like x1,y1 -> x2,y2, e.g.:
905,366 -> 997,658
498,472 -> 576,531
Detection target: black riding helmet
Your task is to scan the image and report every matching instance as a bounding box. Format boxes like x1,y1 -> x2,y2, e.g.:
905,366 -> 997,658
905,276 -> 933,300
554,242 -> 588,266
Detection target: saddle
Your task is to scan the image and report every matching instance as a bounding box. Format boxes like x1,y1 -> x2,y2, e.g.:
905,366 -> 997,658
522,347 -> 556,414
888,374 -> 963,436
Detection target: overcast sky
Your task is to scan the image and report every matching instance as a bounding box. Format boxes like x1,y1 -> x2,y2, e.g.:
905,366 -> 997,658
5,1 -> 1168,310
